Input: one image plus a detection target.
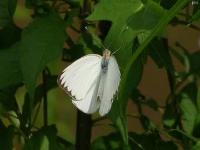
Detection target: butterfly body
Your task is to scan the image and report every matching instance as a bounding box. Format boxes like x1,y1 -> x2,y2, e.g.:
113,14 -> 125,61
58,49 -> 120,116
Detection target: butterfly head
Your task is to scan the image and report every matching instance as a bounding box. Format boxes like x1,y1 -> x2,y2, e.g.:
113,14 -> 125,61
103,49 -> 111,60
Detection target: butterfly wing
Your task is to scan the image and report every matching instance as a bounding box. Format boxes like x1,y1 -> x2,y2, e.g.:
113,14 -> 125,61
72,75 -> 101,113
99,56 -> 121,116
58,54 -> 102,100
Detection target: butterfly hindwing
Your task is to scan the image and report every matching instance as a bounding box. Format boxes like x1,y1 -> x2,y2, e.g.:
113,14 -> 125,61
99,56 -> 121,116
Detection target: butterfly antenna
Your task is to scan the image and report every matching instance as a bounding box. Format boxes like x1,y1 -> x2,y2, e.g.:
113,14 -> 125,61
111,47 -> 121,55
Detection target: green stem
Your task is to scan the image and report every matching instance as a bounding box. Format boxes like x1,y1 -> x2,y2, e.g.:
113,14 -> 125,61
42,70 -> 48,127
117,0 -> 190,145
120,0 -> 190,112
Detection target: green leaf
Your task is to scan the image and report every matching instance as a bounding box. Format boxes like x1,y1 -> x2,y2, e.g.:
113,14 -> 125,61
193,113 -> 200,137
189,51 -> 200,75
0,0 -> 17,27
192,141 -> 200,150
91,132 -> 128,150
191,9 -> 200,22
129,132 -> 178,150
180,93 -> 197,134
160,0 -> 177,9
128,1 -> 166,32
0,85 -> 19,116
21,75 -> 58,127
0,23 -> 21,49
0,124 -> 15,150
163,103 -> 177,128
120,0 -> 189,142
19,13 -> 66,97
24,125 -> 67,150
149,38 -> 174,74
0,45 -> 22,89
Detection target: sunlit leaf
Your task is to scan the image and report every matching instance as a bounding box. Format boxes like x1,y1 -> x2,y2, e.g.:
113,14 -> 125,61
180,93 -> 197,134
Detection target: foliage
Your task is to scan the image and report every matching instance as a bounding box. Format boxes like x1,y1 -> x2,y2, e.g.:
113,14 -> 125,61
0,0 -> 200,149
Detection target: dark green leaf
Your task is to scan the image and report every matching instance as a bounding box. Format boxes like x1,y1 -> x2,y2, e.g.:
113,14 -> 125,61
21,75 -> 58,127
0,23 -> 21,49
0,85 -> 20,117
0,0 -> 17,27
129,132 -> 178,150
0,124 -> 15,150
191,9 -> 200,22
193,113 -> 200,137
163,103 -> 178,128
0,44 -> 22,89
189,51 -> 200,75
24,125 -> 69,150
91,132 -> 127,150
19,13 -> 66,97
149,38 -> 174,74
160,0 -> 177,9
145,99 -> 159,111
192,141 -> 200,150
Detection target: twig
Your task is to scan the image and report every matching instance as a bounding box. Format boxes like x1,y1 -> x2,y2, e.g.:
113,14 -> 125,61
42,69 -> 48,127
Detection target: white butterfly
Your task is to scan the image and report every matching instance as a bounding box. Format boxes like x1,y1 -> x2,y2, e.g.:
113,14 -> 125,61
57,49 -> 121,116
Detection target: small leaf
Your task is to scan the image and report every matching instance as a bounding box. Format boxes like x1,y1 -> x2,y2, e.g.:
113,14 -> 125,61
163,103 -> 178,128
180,93 -> 197,134
19,13 -> 66,97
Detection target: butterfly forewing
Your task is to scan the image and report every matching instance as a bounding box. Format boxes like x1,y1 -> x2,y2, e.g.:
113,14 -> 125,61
72,75 -> 101,114
58,55 -> 102,100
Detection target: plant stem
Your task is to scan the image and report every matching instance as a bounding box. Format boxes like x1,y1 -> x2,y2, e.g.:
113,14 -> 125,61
42,69 -> 48,127
75,0 -> 92,149
75,111 -> 92,150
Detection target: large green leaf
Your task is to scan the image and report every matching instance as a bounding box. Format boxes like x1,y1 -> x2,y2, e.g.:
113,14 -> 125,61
0,0 -> 17,27
0,44 -> 22,89
19,13 -> 66,97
